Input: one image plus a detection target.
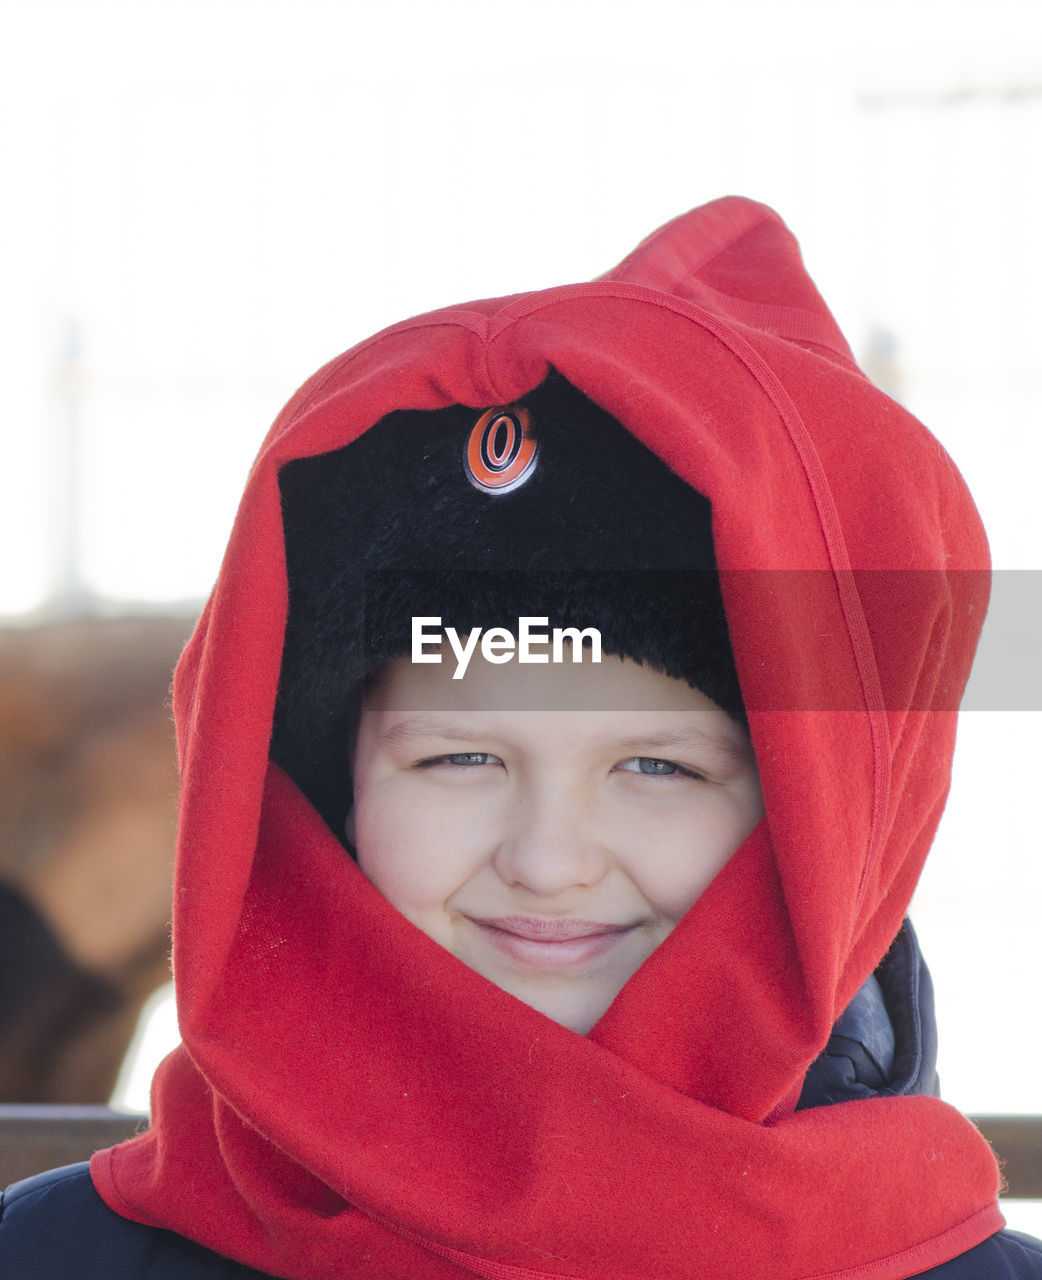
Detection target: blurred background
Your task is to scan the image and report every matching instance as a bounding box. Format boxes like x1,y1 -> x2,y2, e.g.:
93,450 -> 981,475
1,0 -> 1039,1225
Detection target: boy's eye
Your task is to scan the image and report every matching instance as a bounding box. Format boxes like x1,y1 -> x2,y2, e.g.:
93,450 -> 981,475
616,756 -> 698,778
417,752 -> 500,768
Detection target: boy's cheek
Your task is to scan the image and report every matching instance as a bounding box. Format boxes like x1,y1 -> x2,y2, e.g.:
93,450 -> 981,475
621,804 -> 763,921
352,794 -> 484,906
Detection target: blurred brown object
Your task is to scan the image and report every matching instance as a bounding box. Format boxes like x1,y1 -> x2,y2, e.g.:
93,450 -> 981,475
0,615 -> 193,1102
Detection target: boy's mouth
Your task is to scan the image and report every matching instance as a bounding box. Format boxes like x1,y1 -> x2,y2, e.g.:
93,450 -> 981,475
468,915 -> 638,970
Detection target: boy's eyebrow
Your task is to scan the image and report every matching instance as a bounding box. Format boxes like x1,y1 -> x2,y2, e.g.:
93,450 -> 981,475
598,727 -> 751,760
377,717 -> 492,748
378,717 -> 750,759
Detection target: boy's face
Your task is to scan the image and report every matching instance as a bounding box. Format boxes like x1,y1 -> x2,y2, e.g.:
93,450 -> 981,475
348,653 -> 763,1034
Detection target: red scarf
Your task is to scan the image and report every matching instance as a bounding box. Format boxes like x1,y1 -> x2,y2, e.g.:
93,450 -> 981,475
92,197 -> 1002,1279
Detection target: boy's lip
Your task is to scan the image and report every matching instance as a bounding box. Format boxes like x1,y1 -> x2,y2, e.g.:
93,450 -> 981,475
472,915 -> 635,941
468,915 -> 639,971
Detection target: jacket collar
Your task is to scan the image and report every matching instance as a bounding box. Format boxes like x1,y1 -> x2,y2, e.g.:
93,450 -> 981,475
799,920 -> 939,1108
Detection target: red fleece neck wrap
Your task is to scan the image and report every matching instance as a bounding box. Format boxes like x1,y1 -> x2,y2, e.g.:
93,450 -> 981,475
91,198 -> 1001,1279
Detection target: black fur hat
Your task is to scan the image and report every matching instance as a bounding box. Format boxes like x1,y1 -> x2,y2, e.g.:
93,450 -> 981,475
272,372 -> 742,835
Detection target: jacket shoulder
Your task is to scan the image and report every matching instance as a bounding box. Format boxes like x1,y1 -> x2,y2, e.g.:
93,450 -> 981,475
921,1230 -> 1042,1277
0,1163 -> 271,1278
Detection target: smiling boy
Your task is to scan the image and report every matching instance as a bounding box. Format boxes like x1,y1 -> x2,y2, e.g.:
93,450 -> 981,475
349,652 -> 764,1034
3,196 -> 1040,1279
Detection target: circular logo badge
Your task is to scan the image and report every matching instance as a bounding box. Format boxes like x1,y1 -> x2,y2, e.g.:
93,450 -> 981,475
464,406 -> 538,494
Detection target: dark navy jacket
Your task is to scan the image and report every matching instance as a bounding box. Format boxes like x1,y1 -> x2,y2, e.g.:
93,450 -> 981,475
3,925 -> 1041,1278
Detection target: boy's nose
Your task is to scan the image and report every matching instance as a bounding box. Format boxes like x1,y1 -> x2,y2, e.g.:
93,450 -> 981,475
491,784 -> 610,897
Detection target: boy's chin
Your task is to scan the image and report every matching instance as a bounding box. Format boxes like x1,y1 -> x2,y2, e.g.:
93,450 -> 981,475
450,916 -> 657,1034
493,976 -> 619,1036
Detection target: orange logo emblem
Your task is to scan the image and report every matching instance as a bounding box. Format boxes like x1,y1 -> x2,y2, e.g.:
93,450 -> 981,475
464,407 -> 538,494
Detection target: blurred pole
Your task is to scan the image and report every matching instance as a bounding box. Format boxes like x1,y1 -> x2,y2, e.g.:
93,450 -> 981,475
48,317 -> 87,616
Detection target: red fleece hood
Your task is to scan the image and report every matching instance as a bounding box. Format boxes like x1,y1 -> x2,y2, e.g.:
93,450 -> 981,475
92,197 -> 1001,1279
